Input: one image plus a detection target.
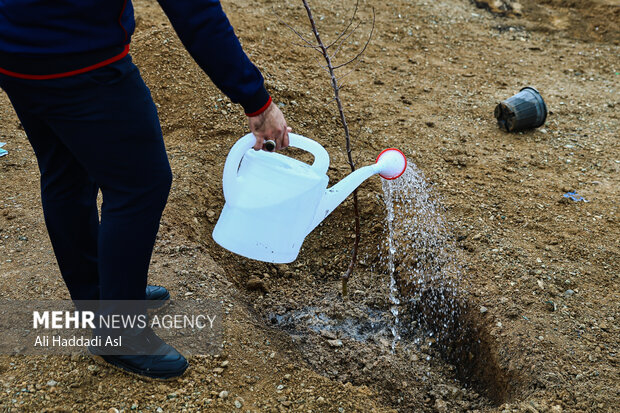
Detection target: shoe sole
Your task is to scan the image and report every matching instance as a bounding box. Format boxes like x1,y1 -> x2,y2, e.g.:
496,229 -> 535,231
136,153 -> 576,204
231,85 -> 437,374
91,354 -> 189,381
146,291 -> 171,310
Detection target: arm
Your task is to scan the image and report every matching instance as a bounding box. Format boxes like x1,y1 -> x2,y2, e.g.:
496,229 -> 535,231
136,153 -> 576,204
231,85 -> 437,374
156,0 -> 289,149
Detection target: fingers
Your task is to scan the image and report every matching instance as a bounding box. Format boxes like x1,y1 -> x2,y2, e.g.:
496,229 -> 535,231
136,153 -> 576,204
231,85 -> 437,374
253,134 -> 265,151
275,124 -> 286,151
283,127 -> 291,149
273,110 -> 290,151
274,123 -> 291,151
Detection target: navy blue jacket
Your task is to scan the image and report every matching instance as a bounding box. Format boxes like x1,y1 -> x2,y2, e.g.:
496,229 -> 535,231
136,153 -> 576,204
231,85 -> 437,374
0,0 -> 270,115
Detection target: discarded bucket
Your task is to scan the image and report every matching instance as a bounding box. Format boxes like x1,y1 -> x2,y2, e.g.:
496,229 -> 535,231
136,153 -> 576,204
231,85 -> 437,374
494,87 -> 547,132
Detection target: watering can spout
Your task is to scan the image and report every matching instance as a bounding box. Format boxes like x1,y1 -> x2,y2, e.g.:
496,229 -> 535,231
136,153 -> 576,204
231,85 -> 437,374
308,148 -> 407,233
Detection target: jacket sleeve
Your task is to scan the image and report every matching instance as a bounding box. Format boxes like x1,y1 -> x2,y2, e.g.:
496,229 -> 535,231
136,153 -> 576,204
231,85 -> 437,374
156,0 -> 270,115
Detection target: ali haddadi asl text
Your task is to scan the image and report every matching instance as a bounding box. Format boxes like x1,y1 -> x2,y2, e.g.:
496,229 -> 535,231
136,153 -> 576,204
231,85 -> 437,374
34,334 -> 120,348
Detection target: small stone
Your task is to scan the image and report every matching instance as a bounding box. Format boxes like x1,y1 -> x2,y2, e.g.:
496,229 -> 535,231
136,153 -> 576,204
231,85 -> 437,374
378,337 -> 391,348
320,329 -> 337,340
281,400 -> 291,407
284,374 -> 291,381
87,364 -> 99,372
434,398 -> 448,413
167,393 -> 177,399
246,277 -> 267,292
564,289 -> 575,297
221,360 -> 229,368
327,339 -> 343,348
213,367 -> 224,374
156,408 -> 163,413
550,406 -> 563,413
234,398 -> 244,409
317,396 -> 325,402
46,380 -> 57,387
480,306 -> 488,314
219,390 -> 229,399
108,409 -> 120,413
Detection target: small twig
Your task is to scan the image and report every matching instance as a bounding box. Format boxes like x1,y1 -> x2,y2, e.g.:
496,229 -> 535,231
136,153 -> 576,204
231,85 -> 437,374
274,11 -> 318,49
321,96 -> 338,107
332,8 -> 374,70
325,0 -> 360,50
291,41 -> 322,50
330,21 -> 362,60
336,58 -> 364,84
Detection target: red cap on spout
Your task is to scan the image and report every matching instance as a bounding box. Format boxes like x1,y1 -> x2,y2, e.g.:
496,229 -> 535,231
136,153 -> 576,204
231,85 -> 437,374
375,148 -> 407,180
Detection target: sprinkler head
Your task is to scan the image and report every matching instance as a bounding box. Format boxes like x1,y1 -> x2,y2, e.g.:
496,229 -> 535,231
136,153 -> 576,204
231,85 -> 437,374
375,148 -> 407,180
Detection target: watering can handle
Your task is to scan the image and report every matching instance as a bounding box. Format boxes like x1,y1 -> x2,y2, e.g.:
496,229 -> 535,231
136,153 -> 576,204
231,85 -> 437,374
288,133 -> 330,174
222,133 -> 330,201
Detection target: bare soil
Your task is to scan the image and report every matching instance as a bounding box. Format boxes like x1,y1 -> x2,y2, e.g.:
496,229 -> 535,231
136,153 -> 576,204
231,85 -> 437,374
0,0 -> 618,412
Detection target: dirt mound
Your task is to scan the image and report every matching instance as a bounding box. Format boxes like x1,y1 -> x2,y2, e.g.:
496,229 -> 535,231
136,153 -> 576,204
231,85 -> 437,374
519,0 -> 620,42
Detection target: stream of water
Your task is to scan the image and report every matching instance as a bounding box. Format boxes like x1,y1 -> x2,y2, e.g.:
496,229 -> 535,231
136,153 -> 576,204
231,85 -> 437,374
380,162 -> 463,350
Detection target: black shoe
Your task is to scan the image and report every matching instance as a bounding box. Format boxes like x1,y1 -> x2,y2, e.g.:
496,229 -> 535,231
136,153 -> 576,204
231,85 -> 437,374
146,285 -> 170,308
90,327 -> 188,380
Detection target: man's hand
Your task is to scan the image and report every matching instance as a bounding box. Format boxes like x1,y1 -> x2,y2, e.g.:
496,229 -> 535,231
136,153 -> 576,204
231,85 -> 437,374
247,101 -> 291,151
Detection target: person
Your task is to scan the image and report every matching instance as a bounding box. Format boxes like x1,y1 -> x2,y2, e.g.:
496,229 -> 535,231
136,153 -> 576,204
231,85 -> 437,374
0,0 -> 290,379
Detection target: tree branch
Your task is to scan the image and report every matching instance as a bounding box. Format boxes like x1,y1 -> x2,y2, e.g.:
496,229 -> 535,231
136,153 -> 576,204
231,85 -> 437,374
330,21 -> 362,60
274,11 -> 319,49
301,0 -> 369,296
325,0 -> 360,50
332,8 -> 374,70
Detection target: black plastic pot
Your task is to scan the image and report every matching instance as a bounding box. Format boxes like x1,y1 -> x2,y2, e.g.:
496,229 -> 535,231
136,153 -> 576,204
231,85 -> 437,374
494,87 -> 548,132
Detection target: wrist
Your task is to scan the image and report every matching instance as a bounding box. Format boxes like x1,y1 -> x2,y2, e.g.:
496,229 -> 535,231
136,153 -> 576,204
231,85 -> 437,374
245,96 -> 272,117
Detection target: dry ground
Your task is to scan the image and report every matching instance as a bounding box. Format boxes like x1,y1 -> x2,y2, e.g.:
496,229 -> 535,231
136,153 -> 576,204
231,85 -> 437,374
0,0 -> 618,412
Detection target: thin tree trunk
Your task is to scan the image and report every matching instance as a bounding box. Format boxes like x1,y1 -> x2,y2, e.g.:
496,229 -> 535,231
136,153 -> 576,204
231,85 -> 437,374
301,0 -> 361,296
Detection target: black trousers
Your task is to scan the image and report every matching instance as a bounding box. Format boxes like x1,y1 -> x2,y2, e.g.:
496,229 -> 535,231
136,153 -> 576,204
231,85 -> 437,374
0,55 -> 172,301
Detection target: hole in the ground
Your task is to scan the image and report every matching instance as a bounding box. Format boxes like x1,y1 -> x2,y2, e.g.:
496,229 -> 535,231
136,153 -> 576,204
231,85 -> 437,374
402,286 -> 518,405
263,284 -> 520,410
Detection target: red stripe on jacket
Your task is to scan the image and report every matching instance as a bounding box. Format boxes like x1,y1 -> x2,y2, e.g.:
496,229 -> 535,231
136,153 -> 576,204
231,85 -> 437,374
0,45 -> 130,80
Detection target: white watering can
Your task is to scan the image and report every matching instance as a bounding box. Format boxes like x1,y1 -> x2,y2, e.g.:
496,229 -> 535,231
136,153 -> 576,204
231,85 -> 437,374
212,133 -> 407,263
